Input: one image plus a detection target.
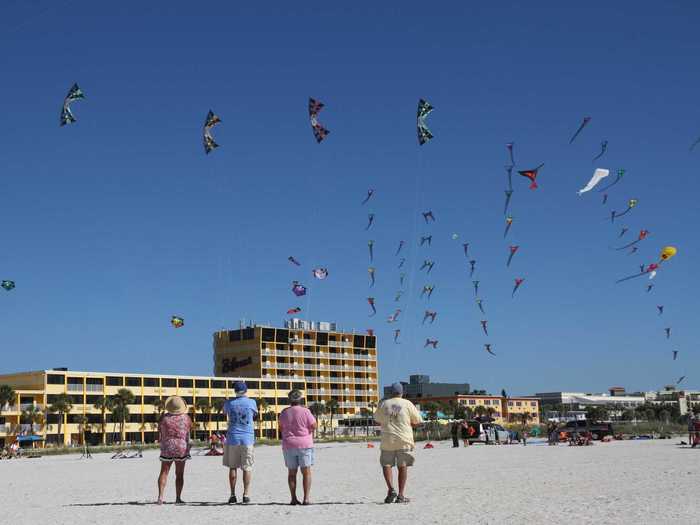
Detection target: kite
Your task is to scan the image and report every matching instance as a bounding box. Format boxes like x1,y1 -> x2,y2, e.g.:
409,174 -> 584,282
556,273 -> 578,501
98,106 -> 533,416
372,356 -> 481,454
393,329 -> 401,344
171,316 -> 184,328
598,169 -> 626,193
484,344 -> 496,356
1,280 -> 15,291
312,268 -> 329,280
672,350 -> 678,361
367,297 -> 376,316
395,240 -> 405,256
602,194 -> 608,205
424,339 -> 439,349
506,142 -> 515,166
628,247 -> 638,255
592,140 -> 608,162
462,243 -> 470,258
399,273 -> 406,286
288,256 -> 301,266
657,305 -> 664,315
422,211 -> 435,223
569,116 -> 591,144
639,264 -> 646,273
512,278 -> 525,297
506,245 -> 519,267
420,235 -> 432,247
476,298 -> 485,315
451,233 -> 459,240
503,190 -> 514,215
469,260 -> 476,277
287,307 -> 302,315
677,376 -> 686,385
610,199 -> 638,222
518,164 -> 544,190
309,98 -> 330,143
420,285 -> 435,299
504,216 -> 514,238
365,214 -> 375,230
578,168 -> 609,195
480,320 -> 488,336
203,110 -> 221,154
368,267 -> 375,287
394,290 -> 403,302
420,260 -> 435,273
615,263 -> 659,284
417,99 -> 434,145
660,246 -> 677,261
60,83 -> 85,126
292,281 -> 307,296
422,310 -> 437,324
368,240 -> 374,262
616,246 -> 677,283
665,327 -> 671,339
362,189 -> 375,205
505,165 -> 514,191
646,284 -> 654,293
615,229 -> 649,251
619,227 -> 629,238
472,280 -> 480,296
387,309 -> 401,323
398,258 -> 406,269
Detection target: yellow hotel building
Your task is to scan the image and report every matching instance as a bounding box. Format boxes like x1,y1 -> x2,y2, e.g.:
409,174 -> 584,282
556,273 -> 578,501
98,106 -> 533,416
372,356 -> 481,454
0,368 -> 305,447
213,320 -> 380,418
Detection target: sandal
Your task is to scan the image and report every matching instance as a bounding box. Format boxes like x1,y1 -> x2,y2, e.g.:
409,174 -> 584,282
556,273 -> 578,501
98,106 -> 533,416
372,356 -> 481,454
384,490 -> 397,504
395,495 -> 411,504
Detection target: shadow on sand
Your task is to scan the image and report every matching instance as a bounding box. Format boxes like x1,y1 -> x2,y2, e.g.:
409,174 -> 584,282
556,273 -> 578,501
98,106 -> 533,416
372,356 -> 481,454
66,501 -> 367,507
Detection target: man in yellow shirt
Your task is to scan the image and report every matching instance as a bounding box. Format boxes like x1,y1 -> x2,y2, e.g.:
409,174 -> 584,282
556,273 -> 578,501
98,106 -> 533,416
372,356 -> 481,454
373,382 -> 423,503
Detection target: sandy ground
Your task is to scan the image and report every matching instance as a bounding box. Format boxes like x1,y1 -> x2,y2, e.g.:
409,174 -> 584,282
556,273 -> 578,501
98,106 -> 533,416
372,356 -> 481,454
1,439 -> 698,524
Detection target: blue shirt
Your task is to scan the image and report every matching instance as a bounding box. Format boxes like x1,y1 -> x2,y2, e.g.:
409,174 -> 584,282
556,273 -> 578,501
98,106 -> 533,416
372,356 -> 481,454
224,396 -> 258,446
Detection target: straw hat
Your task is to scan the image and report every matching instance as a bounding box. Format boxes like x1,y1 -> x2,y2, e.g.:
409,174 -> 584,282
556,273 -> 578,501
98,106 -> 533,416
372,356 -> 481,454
164,396 -> 187,415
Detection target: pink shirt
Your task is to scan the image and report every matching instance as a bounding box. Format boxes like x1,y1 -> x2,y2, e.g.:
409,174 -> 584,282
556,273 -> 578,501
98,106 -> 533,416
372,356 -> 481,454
279,406 -> 316,450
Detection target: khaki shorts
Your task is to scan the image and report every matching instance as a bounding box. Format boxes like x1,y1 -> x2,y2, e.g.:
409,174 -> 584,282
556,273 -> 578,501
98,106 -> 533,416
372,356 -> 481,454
380,449 -> 415,467
223,445 -> 254,471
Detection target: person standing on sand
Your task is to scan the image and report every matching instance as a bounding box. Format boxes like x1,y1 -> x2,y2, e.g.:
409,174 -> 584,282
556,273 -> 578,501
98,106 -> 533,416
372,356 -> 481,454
157,396 -> 192,505
450,420 -> 460,448
373,382 -> 423,504
278,389 -> 317,505
223,381 -> 258,504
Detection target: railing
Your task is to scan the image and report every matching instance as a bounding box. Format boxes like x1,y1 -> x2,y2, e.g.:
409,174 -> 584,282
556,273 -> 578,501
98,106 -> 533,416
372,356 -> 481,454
307,389 -> 374,396
328,341 -> 353,348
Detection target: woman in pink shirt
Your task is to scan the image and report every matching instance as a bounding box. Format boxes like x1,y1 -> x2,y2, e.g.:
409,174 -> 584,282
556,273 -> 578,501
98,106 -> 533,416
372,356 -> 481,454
278,389 -> 317,505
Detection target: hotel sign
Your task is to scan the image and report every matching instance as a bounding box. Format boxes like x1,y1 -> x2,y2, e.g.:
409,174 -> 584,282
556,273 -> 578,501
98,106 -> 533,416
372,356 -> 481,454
222,357 -> 253,374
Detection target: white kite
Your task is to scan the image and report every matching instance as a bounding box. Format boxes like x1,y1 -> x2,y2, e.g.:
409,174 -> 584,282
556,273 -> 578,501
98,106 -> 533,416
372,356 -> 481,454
578,168 -> 609,195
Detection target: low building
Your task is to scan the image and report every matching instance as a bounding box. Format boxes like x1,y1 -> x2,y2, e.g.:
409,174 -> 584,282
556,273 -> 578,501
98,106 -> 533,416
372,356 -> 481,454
0,368 -> 306,447
383,375 -> 470,399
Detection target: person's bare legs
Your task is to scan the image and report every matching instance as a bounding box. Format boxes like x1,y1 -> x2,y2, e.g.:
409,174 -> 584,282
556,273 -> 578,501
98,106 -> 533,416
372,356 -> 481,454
229,468 -> 237,497
242,470 -> 252,498
175,461 -> 185,503
382,465 -> 394,496
397,465 -> 408,498
287,468 -> 300,504
157,461 -> 172,504
300,466 -> 312,504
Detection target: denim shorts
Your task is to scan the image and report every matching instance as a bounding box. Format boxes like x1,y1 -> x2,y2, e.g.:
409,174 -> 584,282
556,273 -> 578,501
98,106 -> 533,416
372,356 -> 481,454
283,447 -> 314,469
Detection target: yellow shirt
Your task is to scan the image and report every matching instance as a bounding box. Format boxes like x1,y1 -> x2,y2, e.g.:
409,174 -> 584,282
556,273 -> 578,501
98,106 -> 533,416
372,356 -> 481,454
373,397 -> 423,451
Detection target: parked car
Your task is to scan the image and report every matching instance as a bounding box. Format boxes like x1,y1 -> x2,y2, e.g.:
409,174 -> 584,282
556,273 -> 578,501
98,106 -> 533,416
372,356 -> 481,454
560,420 -> 613,440
465,420 -> 510,444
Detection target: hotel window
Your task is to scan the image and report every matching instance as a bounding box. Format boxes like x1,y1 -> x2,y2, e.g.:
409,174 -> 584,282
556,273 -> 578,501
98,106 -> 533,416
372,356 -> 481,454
228,330 -> 241,342
353,335 -> 365,348
195,380 -> 209,389
86,395 -> 100,405
292,382 -> 304,390
179,379 -> 193,388
144,377 -> 158,387
366,336 -> 376,348
242,327 -> 255,340
275,329 -> 289,342
247,381 -> 260,389
126,377 -> 141,387
47,374 -> 66,385
143,396 -> 158,404
261,381 -> 275,389
211,380 -> 225,389
468,400 -> 476,405
530,402 -> 537,407
106,376 -> 123,386
516,402 -> 522,406
264,397 -> 276,404
277,382 -> 291,390
182,396 -> 193,404
316,332 -> 328,346
162,378 -> 176,388
262,328 -> 275,342
483,400 -> 490,405
69,395 -> 82,405
508,401 -> 513,406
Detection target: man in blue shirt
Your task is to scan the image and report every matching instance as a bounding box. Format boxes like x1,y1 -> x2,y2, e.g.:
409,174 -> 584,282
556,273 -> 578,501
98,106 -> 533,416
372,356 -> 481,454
223,381 -> 258,504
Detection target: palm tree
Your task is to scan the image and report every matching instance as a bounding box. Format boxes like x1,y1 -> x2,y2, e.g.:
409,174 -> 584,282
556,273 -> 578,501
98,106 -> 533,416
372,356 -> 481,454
93,397 -> 113,444
309,402 -> 326,438
257,398 -> 269,439
211,398 -> 225,433
326,399 -> 339,436
423,402 -> 440,439
76,415 -> 89,445
111,389 -> 135,443
474,405 -> 487,419
195,398 -> 212,438
21,404 -> 43,436
0,384 -> 16,414
48,393 -> 73,446
485,406 -> 496,421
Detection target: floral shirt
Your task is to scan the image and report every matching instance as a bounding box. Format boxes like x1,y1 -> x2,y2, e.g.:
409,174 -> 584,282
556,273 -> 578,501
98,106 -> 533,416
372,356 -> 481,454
159,413 -> 192,460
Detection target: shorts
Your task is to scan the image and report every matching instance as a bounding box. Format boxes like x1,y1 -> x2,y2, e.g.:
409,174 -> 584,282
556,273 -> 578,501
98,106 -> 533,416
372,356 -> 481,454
283,448 -> 314,469
379,449 -> 415,467
223,445 -> 254,471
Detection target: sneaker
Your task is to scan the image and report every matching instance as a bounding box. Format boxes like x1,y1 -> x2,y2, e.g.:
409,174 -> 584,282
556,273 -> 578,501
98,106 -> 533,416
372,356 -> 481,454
228,495 -> 237,505
242,496 -> 250,505
384,490 -> 397,504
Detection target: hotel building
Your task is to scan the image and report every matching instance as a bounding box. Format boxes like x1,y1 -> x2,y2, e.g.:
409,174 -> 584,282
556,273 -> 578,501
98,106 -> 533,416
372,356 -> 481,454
213,319 -> 380,419
0,368 -> 305,447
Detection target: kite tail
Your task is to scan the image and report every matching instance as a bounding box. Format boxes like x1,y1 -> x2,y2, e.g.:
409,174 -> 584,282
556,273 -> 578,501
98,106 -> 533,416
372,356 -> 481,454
615,272 -> 646,284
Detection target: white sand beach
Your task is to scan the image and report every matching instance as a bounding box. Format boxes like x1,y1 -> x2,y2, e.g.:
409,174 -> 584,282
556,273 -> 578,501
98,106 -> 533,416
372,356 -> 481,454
1,439 -> 697,524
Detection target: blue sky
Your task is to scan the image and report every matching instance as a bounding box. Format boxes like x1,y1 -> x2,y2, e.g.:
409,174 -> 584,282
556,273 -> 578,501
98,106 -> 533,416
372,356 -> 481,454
1,1 -> 698,396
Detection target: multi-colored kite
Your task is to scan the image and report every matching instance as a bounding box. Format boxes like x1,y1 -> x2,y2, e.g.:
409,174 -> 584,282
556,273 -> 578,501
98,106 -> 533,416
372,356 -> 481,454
469,260 -> 477,277
420,260 -> 435,273
677,376 -> 686,385
646,284 -> 654,293
519,164 -> 544,190
610,199 -> 638,222
171,316 -> 184,328
393,329 -> 401,344
480,320 -> 489,336
569,116 -> 591,144
619,227 -> 629,238
60,83 -> 85,126
598,169 -> 626,193
309,98 -> 330,143
472,280 -> 480,296
1,280 -> 15,291
592,140 -> 608,162
578,168 -> 609,195
615,229 -> 649,251
368,240 -> 374,262
203,110 -> 221,154
504,216 -> 514,238
362,189 -> 375,205
506,245 -> 519,267
287,307 -> 302,315
367,297 -> 376,316
512,278 -> 525,297
312,268 -> 329,280
292,281 -> 307,297
417,99 -> 434,145
387,309 -> 401,323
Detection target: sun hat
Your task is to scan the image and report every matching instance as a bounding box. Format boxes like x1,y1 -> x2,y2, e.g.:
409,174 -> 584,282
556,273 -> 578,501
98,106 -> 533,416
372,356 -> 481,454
390,382 -> 403,396
288,389 -> 303,403
164,396 -> 187,415
233,380 -> 248,395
